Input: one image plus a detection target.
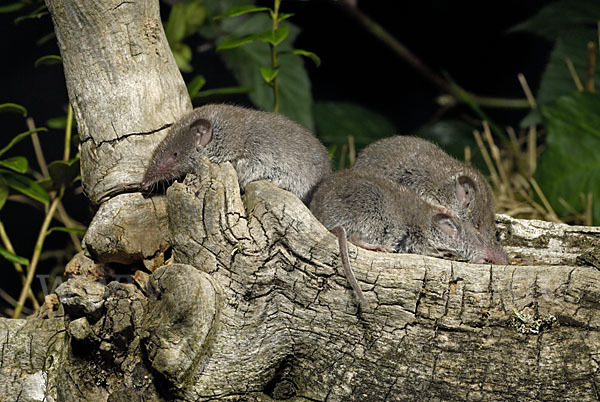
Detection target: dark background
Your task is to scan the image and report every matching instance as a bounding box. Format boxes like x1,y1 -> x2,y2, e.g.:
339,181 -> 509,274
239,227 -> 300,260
0,0 -> 552,310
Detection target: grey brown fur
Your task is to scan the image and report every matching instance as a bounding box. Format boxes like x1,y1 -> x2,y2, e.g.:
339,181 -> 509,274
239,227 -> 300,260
141,104 -> 332,204
353,135 -> 507,261
310,170 -> 508,264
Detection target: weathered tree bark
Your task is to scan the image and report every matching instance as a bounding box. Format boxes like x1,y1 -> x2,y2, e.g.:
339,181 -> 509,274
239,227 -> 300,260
2,160 -> 600,401
46,0 -> 190,264
3,0 -> 597,400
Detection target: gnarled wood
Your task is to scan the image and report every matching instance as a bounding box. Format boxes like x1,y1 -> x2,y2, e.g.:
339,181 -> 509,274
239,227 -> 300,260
1,160 -> 599,401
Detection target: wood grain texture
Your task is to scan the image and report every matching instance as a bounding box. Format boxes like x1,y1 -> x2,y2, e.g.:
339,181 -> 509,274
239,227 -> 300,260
1,159 -> 599,401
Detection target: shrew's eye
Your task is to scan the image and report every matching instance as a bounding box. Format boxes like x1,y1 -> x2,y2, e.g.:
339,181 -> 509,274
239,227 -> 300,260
173,151 -> 179,157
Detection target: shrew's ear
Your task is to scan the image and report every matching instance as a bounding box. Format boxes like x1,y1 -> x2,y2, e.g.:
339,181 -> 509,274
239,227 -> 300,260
190,119 -> 212,151
433,213 -> 459,239
455,176 -> 476,209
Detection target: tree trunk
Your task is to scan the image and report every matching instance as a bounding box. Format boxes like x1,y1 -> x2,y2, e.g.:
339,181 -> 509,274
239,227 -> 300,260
2,159 -> 600,401
3,0 -> 598,400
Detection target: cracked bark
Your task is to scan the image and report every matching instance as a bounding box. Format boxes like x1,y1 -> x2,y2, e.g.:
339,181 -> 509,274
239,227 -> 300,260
3,159 -> 599,401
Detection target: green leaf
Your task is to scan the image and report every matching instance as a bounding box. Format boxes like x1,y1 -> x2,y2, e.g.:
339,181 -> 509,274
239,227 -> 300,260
0,3 -> 24,13
417,120 -> 487,173
0,157 -> 28,174
1,170 -> 49,206
0,103 -> 27,116
314,102 -> 396,148
217,33 -> 261,50
187,75 -> 207,98
0,128 -> 47,158
291,49 -> 321,66
509,0 -> 600,40
0,182 -> 8,211
536,92 -> 600,224
172,43 -> 193,72
536,29 -> 599,108
257,25 -> 289,46
219,14 -> 314,129
193,86 -> 252,99
165,2 -> 187,44
48,157 -> 80,188
0,3 -> 25,14
214,5 -> 271,19
36,32 -> 56,46
184,0 -> 207,36
14,5 -> 47,23
0,247 -> 29,266
259,66 -> 279,84
47,116 -> 67,130
46,226 -> 86,236
278,13 -> 294,22
34,55 -> 62,67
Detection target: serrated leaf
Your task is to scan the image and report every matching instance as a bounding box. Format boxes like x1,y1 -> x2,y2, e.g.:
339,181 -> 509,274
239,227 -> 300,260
34,55 -> 62,67
0,157 -> 28,174
0,182 -> 8,211
48,157 -> 80,188
214,5 -> 271,19
259,66 -> 279,83
0,247 -> 29,266
509,0 -> 600,40
165,3 -> 187,44
1,170 -> 49,206
0,128 -> 47,158
0,3 -> 24,13
187,75 -> 207,98
536,29 -> 600,107
292,49 -> 321,66
536,91 -> 600,224
219,14 -> 314,129
0,103 -> 27,116
46,226 -> 86,236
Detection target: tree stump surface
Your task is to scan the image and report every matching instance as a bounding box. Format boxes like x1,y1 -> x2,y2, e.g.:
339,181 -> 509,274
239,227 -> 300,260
2,160 -> 598,401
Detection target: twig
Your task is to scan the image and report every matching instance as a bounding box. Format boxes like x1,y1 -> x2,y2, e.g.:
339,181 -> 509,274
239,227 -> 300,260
586,42 -> 596,92
348,135 -> 356,167
473,129 -> 500,189
517,73 -> 537,108
529,178 -> 560,222
482,122 -> 513,199
565,58 -> 584,91
527,125 -> 537,178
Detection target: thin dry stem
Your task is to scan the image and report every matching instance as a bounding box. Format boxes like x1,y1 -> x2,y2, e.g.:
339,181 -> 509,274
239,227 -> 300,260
586,42 -> 596,92
517,73 -> 537,108
348,135 -> 356,167
482,122 -> 514,199
565,58 -> 584,91
529,178 -> 560,222
473,129 -> 500,189
527,125 -> 537,178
